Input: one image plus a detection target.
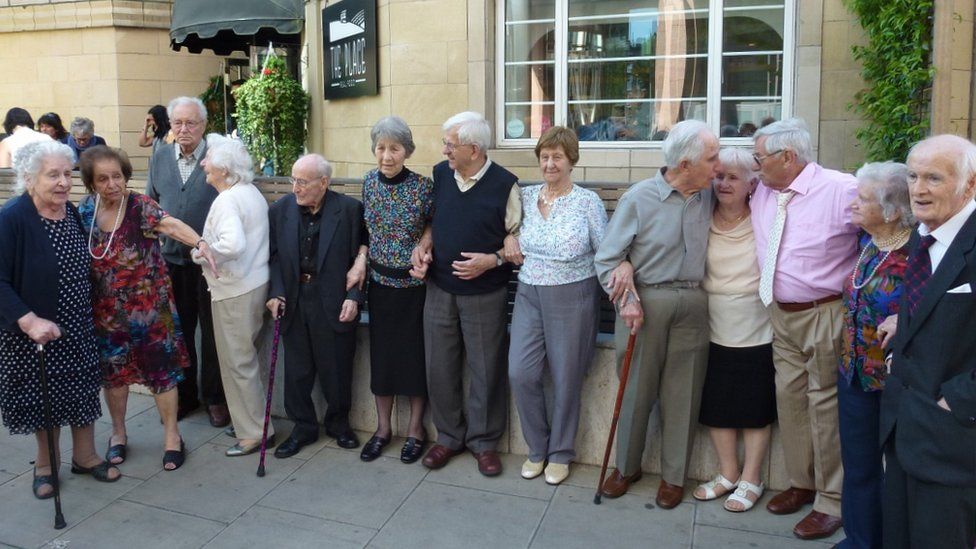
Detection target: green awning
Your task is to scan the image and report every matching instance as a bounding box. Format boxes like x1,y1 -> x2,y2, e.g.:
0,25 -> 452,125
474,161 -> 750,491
170,0 -> 304,55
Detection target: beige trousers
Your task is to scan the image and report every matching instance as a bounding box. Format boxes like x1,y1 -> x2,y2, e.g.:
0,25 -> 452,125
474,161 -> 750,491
769,300 -> 844,517
212,283 -> 274,441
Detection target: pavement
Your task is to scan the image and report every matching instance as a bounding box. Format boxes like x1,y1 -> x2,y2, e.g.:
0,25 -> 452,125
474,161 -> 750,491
0,392 -> 842,549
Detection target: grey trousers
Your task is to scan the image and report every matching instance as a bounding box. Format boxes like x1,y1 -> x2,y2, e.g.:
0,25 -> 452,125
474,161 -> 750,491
423,281 -> 509,453
614,286 -> 709,486
509,278 -> 599,464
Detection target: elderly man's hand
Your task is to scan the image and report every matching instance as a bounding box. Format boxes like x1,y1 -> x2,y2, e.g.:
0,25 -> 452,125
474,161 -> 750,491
452,252 -> 495,280
877,314 -> 898,348
619,299 -> 644,335
17,313 -> 61,345
339,299 -> 359,323
266,297 -> 285,319
503,234 -> 524,265
607,261 -> 638,307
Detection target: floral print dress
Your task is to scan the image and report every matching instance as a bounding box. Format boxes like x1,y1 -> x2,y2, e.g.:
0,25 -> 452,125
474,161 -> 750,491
79,192 -> 189,393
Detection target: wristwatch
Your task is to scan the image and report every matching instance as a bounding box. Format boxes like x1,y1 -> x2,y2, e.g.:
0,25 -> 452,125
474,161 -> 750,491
494,251 -> 503,267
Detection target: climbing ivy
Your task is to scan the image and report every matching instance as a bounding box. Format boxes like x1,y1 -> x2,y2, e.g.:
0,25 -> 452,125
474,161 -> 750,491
844,0 -> 935,162
233,56 -> 310,176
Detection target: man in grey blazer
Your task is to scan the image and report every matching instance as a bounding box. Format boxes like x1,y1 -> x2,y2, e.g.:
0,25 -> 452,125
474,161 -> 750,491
145,96 -> 227,427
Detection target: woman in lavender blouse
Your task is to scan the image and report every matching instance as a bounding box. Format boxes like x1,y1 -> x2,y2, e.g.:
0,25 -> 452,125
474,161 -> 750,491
506,126 -> 607,485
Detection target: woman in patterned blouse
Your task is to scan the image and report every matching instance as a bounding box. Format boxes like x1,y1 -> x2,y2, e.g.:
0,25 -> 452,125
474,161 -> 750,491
837,161 -> 913,549
358,116 -> 434,464
506,126 -> 607,485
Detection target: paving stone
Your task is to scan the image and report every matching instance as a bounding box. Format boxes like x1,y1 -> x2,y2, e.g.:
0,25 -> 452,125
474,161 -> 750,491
260,447 -> 426,529
369,482 -> 548,549
693,490 -> 844,544
121,442 -> 302,523
693,524 -> 835,548
205,506 -> 375,549
423,451 -> 557,501
530,484 -> 694,549
53,500 -> 224,549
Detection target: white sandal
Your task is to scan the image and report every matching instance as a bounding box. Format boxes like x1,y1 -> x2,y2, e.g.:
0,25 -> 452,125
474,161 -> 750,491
724,479 -> 764,512
693,474 -> 737,501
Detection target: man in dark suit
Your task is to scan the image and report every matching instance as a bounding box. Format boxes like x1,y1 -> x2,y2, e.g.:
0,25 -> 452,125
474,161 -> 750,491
879,134 -> 976,549
267,153 -> 367,458
146,96 -> 228,427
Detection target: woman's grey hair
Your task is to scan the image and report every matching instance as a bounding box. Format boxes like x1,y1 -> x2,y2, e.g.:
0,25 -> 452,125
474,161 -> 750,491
371,116 -> 415,156
295,153 -> 333,179
662,120 -> 713,169
753,117 -> 814,164
168,96 -> 208,122
12,140 -> 75,195
855,161 -> 915,229
205,134 -> 254,186
719,148 -> 759,182
442,111 -> 490,152
69,117 -> 94,137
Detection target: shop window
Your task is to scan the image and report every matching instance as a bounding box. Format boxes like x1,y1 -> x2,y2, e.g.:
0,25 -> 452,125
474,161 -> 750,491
498,0 -> 793,146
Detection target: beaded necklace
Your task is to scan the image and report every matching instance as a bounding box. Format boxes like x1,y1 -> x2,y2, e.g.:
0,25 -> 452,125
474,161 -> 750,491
88,192 -> 126,260
849,228 -> 911,290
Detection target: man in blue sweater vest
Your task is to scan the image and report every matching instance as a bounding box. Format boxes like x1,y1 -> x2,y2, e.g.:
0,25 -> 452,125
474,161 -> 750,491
411,111 -> 521,476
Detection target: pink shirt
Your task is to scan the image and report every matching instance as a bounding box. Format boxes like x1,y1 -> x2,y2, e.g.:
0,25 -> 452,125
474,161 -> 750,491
752,162 -> 859,303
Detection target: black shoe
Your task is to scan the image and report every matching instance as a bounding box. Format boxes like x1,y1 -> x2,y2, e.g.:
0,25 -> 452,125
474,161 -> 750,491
360,435 -> 389,462
400,437 -> 427,464
163,439 -> 186,471
274,434 -> 318,459
326,429 -> 360,449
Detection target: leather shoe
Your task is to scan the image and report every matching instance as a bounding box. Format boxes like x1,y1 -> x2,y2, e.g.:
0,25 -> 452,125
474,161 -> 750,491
326,429 -> 360,449
655,480 -> 684,509
226,435 -> 274,457
766,487 -> 816,515
600,469 -> 643,499
793,510 -> 842,540
207,404 -> 230,428
360,435 -> 389,462
421,444 -> 464,469
473,450 -> 502,476
400,437 -> 426,464
274,434 -> 317,459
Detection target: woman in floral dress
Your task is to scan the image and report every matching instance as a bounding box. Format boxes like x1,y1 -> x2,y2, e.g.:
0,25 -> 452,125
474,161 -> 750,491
78,146 -> 215,471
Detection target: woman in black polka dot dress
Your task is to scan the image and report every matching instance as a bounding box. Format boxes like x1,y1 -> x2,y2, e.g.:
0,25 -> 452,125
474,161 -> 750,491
0,141 -> 120,500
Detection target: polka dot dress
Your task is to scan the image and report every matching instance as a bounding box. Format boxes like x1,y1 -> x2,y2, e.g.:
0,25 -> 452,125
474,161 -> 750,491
0,215 -> 101,435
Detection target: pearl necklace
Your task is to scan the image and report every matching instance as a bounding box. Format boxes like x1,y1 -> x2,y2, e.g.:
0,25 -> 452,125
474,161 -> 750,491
88,192 -> 126,260
539,184 -> 571,208
849,229 -> 911,290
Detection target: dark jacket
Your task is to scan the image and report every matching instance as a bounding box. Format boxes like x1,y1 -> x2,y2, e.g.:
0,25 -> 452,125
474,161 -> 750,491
145,142 -> 216,265
0,193 -> 86,333
268,190 -> 366,333
880,211 -> 976,486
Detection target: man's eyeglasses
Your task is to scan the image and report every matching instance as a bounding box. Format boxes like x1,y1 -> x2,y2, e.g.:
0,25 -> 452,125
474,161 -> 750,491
753,149 -> 785,168
172,120 -> 202,131
290,176 -> 325,188
442,140 -> 472,152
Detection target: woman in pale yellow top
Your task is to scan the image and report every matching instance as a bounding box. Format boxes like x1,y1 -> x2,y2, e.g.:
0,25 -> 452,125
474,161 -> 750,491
693,148 -> 777,513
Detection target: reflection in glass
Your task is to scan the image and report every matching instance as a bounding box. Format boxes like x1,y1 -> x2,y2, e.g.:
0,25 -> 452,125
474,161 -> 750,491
720,100 -> 782,137
506,22 -> 555,63
569,100 -> 705,142
505,103 -> 556,139
506,0 -> 555,22
505,64 -> 555,104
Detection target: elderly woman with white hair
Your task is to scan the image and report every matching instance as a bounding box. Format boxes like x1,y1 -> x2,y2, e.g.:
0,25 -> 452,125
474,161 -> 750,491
191,134 -> 275,457
0,141 -> 120,499
693,148 -> 776,512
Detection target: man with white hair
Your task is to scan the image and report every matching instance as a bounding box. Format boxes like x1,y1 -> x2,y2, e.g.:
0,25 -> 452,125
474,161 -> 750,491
146,96 -> 227,427
879,134 -> 976,549
411,111 -> 521,476
593,119 -> 718,509
751,117 -> 857,539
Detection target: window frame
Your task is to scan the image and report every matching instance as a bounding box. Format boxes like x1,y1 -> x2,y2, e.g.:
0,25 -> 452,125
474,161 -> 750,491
494,0 -> 797,149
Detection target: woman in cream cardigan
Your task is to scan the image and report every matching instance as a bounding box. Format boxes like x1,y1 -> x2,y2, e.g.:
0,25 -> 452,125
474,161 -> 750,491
192,134 -> 275,456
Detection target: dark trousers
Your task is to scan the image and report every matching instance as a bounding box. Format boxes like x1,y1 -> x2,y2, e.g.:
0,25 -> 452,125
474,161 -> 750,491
837,376 -> 882,549
883,436 -> 976,549
168,261 -> 223,408
282,287 -> 356,440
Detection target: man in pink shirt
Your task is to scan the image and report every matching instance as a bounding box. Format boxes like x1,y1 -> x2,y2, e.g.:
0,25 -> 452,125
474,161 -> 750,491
751,118 -> 857,540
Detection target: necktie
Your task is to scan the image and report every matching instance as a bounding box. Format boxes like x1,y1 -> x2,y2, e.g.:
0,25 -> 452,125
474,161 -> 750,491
759,190 -> 795,306
904,234 -> 937,315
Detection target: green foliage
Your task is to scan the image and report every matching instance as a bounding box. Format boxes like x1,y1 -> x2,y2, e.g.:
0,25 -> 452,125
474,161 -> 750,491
233,56 -> 310,176
844,0 -> 935,161
199,75 -> 226,135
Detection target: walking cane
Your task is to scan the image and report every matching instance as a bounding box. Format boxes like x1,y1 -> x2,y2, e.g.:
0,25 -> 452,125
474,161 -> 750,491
593,331 -> 638,505
256,307 -> 283,477
37,342 -> 67,528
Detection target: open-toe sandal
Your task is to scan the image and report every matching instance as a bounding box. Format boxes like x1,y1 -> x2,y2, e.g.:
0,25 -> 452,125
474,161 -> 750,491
71,460 -> 121,483
32,467 -> 55,500
106,439 -> 127,465
163,439 -> 186,471
693,474 -> 737,501
724,479 -> 764,512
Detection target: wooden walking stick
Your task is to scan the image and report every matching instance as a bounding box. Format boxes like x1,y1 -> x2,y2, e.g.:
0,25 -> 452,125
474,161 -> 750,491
256,308 -> 283,478
37,342 -> 67,528
594,331 -> 638,505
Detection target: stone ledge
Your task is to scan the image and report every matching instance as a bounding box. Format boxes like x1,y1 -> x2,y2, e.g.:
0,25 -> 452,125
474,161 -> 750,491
0,0 -> 170,33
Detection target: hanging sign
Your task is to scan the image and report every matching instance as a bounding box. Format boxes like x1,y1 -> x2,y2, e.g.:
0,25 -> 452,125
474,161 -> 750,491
323,0 -> 378,99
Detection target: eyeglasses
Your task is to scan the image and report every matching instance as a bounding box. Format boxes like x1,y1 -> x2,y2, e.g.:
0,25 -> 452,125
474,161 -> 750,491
442,140 -> 472,152
289,176 -> 325,188
752,149 -> 785,168
172,120 -> 202,131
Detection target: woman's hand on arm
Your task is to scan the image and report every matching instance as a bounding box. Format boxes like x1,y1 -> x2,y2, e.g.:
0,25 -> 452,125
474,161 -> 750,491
17,312 -> 61,345
606,260 -> 638,307
503,234 -> 523,266
159,216 -> 219,278
346,245 -> 368,291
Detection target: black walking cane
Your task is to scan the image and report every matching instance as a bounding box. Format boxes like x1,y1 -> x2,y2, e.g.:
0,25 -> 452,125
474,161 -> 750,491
256,306 -> 283,477
594,331 -> 638,505
37,342 -> 67,528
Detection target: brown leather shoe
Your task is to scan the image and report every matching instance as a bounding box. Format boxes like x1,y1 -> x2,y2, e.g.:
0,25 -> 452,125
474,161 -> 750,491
421,444 -> 463,469
473,450 -> 502,477
655,480 -> 684,509
766,487 -> 816,515
793,510 -> 842,540
599,469 -> 643,498
207,404 -> 230,428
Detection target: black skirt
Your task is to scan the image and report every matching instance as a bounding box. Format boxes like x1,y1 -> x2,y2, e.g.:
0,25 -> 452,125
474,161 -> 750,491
367,282 -> 427,397
698,342 -> 777,428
